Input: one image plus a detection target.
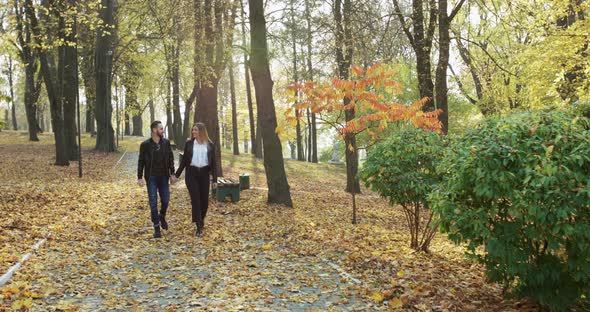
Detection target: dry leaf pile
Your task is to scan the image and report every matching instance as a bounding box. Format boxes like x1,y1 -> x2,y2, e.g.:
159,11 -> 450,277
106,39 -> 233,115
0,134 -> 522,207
0,131 -> 538,311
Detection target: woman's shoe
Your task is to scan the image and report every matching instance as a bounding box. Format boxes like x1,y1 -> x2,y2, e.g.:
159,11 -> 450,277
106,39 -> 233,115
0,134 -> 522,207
160,216 -> 168,230
196,228 -> 203,237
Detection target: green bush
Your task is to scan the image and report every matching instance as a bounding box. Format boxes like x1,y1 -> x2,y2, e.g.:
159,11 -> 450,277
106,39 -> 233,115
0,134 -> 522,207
430,110 -> 590,310
362,127 -> 445,252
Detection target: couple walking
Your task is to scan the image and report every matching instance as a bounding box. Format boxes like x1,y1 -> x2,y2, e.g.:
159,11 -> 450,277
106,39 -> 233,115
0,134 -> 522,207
137,121 -> 218,238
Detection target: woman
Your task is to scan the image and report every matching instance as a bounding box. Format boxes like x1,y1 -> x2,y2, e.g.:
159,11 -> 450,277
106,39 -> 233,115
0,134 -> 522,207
175,122 -> 217,237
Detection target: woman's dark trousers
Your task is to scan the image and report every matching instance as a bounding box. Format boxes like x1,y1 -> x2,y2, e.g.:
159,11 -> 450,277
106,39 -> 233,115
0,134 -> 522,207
186,166 -> 210,230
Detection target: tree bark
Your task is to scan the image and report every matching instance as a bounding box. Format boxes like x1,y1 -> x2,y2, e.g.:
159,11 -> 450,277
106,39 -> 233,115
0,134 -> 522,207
79,6 -> 96,134
59,7 -> 79,160
13,0 -> 41,140
306,108 -> 312,162
304,0 -> 317,163
229,60 -> 239,155
335,0 -> 359,194
195,0 -> 236,176
25,0 -> 69,164
290,0 -> 304,161
171,33 -> 183,144
188,0 -> 204,146
435,0 -> 465,134
249,0 -> 292,206
7,56 -> 17,130
132,113 -> 143,136
149,99 -> 155,124
254,118 -> 263,158
123,112 -> 130,136
94,0 -> 116,152
240,0 -> 256,154
392,0 -> 437,112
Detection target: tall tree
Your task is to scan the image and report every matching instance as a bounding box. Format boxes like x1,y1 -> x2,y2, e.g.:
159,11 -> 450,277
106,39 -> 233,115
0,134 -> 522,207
122,61 -> 143,136
194,0 -> 236,177
188,0 -> 204,141
58,0 -> 79,160
80,43 -> 96,134
7,56 -> 17,130
556,0 -> 587,102
229,59 -> 239,155
24,0 -> 69,165
249,0 -> 292,206
11,0 -> 42,141
434,0 -> 465,133
289,0 -> 304,161
392,0 -> 437,110
240,0 -> 256,155
334,0 -> 359,193
95,0 -> 116,152
78,1 -> 96,135
304,0 -> 317,163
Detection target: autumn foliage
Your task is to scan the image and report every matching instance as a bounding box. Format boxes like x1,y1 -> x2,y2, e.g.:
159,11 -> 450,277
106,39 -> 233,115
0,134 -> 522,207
285,63 -> 442,140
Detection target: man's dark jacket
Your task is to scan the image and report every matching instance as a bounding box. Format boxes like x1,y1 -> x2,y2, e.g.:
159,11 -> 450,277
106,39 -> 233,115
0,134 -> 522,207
137,138 -> 175,180
175,139 -> 217,182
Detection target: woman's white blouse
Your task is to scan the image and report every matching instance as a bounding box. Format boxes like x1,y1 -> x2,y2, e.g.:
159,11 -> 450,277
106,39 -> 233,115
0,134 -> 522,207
191,141 -> 209,167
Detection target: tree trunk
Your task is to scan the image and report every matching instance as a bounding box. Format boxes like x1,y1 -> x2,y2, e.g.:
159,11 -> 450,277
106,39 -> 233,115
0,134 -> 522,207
435,0 -> 450,134
14,0 -> 41,141
80,12 -> 96,135
241,0 -> 256,154
193,0 -> 235,177
290,0 -> 304,161
289,141 -> 296,159
94,0 -> 116,152
124,112 -> 130,136
25,0 -> 69,165
304,0 -> 318,163
249,0 -> 292,206
229,60 -> 239,155
23,57 -> 42,142
196,82 -> 223,176
149,99 -> 155,124
335,0 -> 359,194
435,0 -> 464,134
254,118 -> 263,158
306,108 -> 312,162
123,65 -> 143,137
171,36 -> 183,145
7,56 -> 17,130
166,77 -> 172,138
60,10 -> 79,160
189,0 -> 204,146
132,114 -> 142,136
392,0 -> 437,113
38,103 -> 45,132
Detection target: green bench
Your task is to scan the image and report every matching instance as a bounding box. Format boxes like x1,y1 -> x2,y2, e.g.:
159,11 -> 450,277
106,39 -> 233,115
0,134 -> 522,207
214,177 -> 240,202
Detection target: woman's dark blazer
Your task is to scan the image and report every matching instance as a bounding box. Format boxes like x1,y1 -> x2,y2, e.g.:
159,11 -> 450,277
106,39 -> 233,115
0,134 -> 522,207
175,139 -> 217,182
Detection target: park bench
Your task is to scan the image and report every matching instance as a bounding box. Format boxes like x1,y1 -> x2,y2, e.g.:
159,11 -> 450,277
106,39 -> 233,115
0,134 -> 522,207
214,177 -> 240,202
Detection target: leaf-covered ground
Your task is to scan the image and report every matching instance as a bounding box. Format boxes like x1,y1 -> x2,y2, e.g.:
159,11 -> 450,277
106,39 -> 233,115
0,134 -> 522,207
1,131 -> 539,311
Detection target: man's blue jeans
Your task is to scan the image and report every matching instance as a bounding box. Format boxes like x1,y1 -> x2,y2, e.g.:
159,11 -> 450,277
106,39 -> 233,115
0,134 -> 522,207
147,176 -> 170,226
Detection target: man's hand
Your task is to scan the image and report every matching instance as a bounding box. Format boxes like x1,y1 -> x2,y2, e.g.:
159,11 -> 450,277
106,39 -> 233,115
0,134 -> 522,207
138,179 -> 145,187
171,176 -> 178,184
212,182 -> 217,189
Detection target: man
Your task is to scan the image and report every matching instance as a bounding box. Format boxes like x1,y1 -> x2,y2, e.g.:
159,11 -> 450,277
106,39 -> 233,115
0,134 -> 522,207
138,121 -> 177,238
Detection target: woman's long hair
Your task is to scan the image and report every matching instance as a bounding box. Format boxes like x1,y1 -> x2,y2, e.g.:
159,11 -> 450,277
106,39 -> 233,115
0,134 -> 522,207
192,122 -> 212,144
